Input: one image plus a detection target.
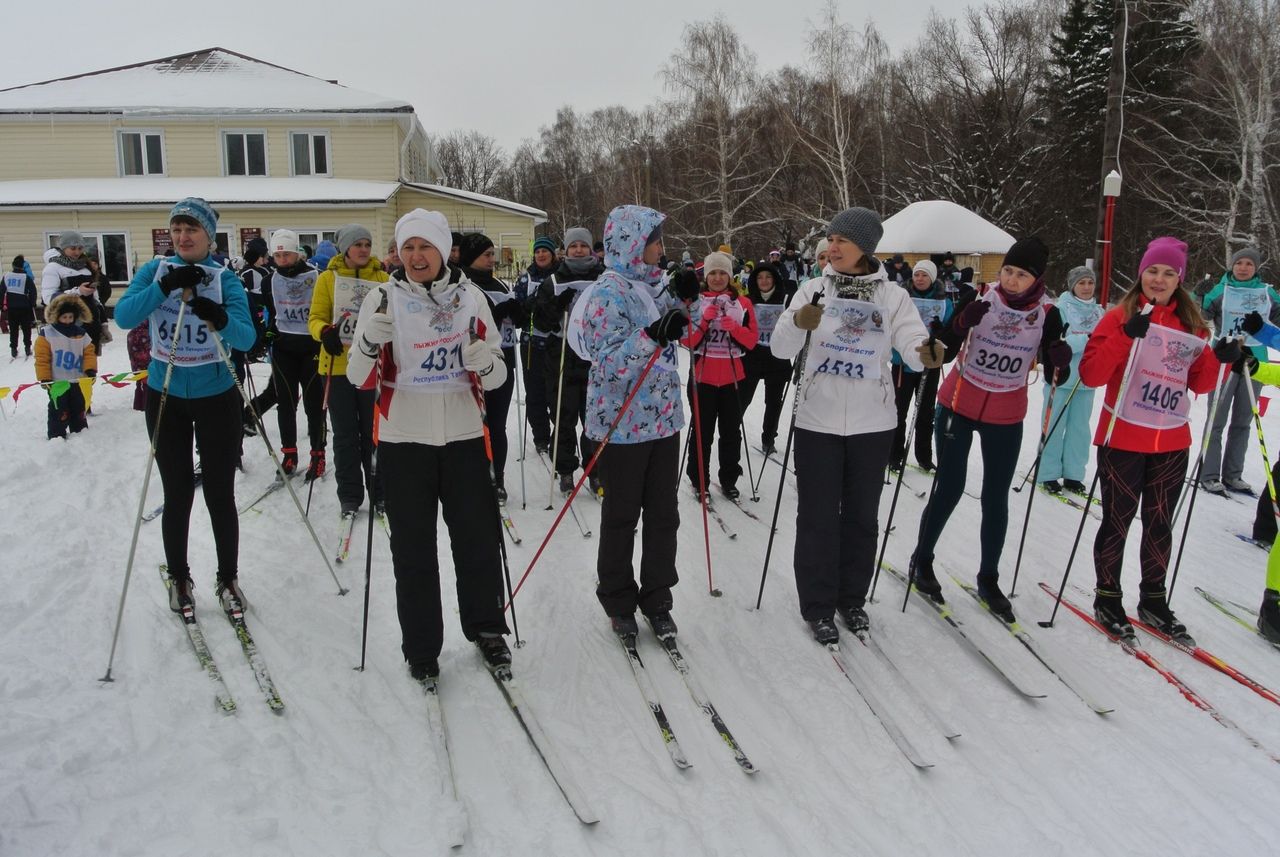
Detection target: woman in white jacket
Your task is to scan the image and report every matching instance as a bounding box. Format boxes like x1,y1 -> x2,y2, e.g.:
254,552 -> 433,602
346,209 -> 511,683
770,207 -> 943,644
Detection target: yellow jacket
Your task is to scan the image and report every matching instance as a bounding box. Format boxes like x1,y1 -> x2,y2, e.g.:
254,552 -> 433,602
35,327 -> 97,383
309,254 -> 389,376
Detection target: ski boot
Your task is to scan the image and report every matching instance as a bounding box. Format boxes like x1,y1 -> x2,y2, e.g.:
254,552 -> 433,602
610,614 -> 639,639
809,617 -> 839,645
495,479 -> 507,504
761,441 -> 777,457
723,483 -> 740,501
305,450 -> 326,482
837,605 -> 869,634
1063,479 -> 1087,494
1224,476 -> 1255,496
1138,592 -> 1193,645
910,554 -> 945,604
977,572 -> 1015,623
1041,480 -> 1063,494
476,633 -> 512,674
1259,590 -> 1280,645
409,658 -> 440,683
645,611 -> 678,641
1093,588 -> 1134,639
216,577 -> 246,616
558,472 -> 574,495
168,571 -> 194,613
280,447 -> 299,476
242,407 -> 258,437
588,474 -> 602,497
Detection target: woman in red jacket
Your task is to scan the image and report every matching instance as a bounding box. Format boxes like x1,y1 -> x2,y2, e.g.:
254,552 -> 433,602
683,251 -> 759,500
1079,236 -> 1240,640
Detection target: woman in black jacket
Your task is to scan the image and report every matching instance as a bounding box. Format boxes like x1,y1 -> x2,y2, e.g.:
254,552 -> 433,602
741,263 -> 796,456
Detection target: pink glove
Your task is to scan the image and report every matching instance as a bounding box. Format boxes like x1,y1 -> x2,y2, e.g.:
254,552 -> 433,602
700,302 -> 721,325
720,314 -> 742,333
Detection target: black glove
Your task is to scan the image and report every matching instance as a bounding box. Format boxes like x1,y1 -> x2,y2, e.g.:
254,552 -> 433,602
1123,311 -> 1152,339
158,264 -> 204,296
187,296 -> 228,331
555,287 -> 575,311
1232,353 -> 1260,376
84,368 -> 96,378
928,319 -> 946,338
320,324 -> 343,356
670,271 -> 701,303
531,302 -> 562,334
1242,311 -> 1265,336
644,308 -> 689,346
954,298 -> 990,331
1213,337 -> 1243,365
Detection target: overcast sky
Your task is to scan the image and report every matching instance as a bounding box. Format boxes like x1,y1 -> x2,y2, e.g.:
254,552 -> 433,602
3,0 -> 963,154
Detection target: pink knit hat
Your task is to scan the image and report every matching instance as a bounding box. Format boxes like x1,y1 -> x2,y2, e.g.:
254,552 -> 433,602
1138,236 -> 1188,281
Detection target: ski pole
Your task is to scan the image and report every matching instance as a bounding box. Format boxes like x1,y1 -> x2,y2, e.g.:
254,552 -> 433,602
751,376 -> 791,497
870,338 -> 935,601
507,343 -> 666,608
1169,356 -> 1258,602
1039,304 -> 1152,629
687,340 -> 719,597
1169,356 -> 1233,532
101,300 -> 188,684
757,290 -> 823,610
467,319 -> 522,646
357,301 -> 385,672
1012,377 -> 1083,494
306,359 -> 335,517
728,349 -> 759,502
209,314 -> 348,596
514,322 -> 527,510
547,310 -> 570,510
1008,377 -> 1059,598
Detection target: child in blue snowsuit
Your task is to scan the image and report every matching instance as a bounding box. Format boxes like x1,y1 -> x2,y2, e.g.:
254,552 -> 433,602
1041,266 -> 1104,494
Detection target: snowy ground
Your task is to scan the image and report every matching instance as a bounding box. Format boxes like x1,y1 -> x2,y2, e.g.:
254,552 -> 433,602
2,321 -> 1277,857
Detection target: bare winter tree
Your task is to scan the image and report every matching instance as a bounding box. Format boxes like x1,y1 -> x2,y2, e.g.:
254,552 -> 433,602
1130,0 -> 1280,266
661,16 -> 794,249
433,130 -> 506,196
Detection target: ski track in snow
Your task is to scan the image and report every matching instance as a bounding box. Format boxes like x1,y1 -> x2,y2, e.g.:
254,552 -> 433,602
1,325 -> 1278,856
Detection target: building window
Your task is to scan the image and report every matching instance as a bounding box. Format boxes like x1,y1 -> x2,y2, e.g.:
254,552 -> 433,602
119,131 -> 165,176
295,231 -> 337,252
290,132 -> 330,176
223,131 -> 267,176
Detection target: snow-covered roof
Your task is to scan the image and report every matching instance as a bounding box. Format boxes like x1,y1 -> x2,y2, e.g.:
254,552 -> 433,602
0,48 -> 412,115
0,177 -> 400,207
876,200 -> 1016,255
404,183 -> 548,224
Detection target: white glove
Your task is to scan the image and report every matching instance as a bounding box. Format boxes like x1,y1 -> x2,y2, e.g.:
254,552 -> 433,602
360,311 -> 394,347
461,337 -> 493,373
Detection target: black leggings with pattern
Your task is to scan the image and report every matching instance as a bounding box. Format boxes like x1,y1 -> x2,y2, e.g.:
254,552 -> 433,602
1092,446 -> 1188,595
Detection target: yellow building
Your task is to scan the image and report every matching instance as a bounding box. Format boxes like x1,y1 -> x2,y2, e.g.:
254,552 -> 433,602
0,48 -> 546,290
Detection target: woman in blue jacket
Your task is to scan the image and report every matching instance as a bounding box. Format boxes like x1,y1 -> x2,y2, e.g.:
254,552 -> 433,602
114,198 -> 256,613
1040,266 -> 1105,494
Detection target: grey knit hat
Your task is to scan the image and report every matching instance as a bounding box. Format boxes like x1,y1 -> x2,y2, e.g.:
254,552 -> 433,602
826,207 -> 883,256
57,230 -> 86,250
563,227 -> 592,249
1231,247 -> 1262,269
335,223 -> 373,255
1066,265 -> 1095,293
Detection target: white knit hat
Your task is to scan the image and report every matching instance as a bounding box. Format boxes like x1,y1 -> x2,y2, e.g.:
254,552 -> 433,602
270,229 -> 300,254
395,209 -> 452,257
703,251 -> 734,277
912,260 -> 938,280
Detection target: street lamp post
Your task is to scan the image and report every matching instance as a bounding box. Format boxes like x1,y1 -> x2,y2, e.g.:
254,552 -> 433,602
1099,170 -> 1122,306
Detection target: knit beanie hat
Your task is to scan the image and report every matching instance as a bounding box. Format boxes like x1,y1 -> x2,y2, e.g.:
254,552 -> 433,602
815,238 -> 830,257
1002,236 -> 1049,279
335,224 -> 373,255
1231,247 -> 1262,270
168,198 -> 217,242
270,229 -> 300,255
532,236 -> 557,255
703,251 -> 734,277
57,230 -> 86,250
458,233 -> 495,268
1066,265 -> 1095,293
563,227 -> 592,249
717,244 -> 733,255
397,209 -> 453,257
912,260 -> 938,281
1138,236 -> 1189,281
827,207 -> 884,256
768,249 -> 781,258
12,255 -> 24,271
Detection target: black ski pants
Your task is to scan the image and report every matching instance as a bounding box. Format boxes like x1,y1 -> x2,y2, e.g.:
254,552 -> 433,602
1252,459 -> 1280,543
522,334 -> 553,448
793,427 -> 893,619
47,383 -> 87,439
8,307 -> 34,355
327,373 -> 381,511
380,437 -> 509,665
740,369 -> 789,449
686,380 -> 743,491
544,342 -> 597,475
146,385 -> 241,582
892,366 -> 940,468
596,434 -> 680,618
1094,446 -> 1188,596
251,346 -> 325,452
915,407 -> 1022,578
483,346 -> 515,485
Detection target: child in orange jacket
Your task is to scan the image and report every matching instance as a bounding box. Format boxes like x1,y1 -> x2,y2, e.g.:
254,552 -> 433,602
35,293 -> 98,439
